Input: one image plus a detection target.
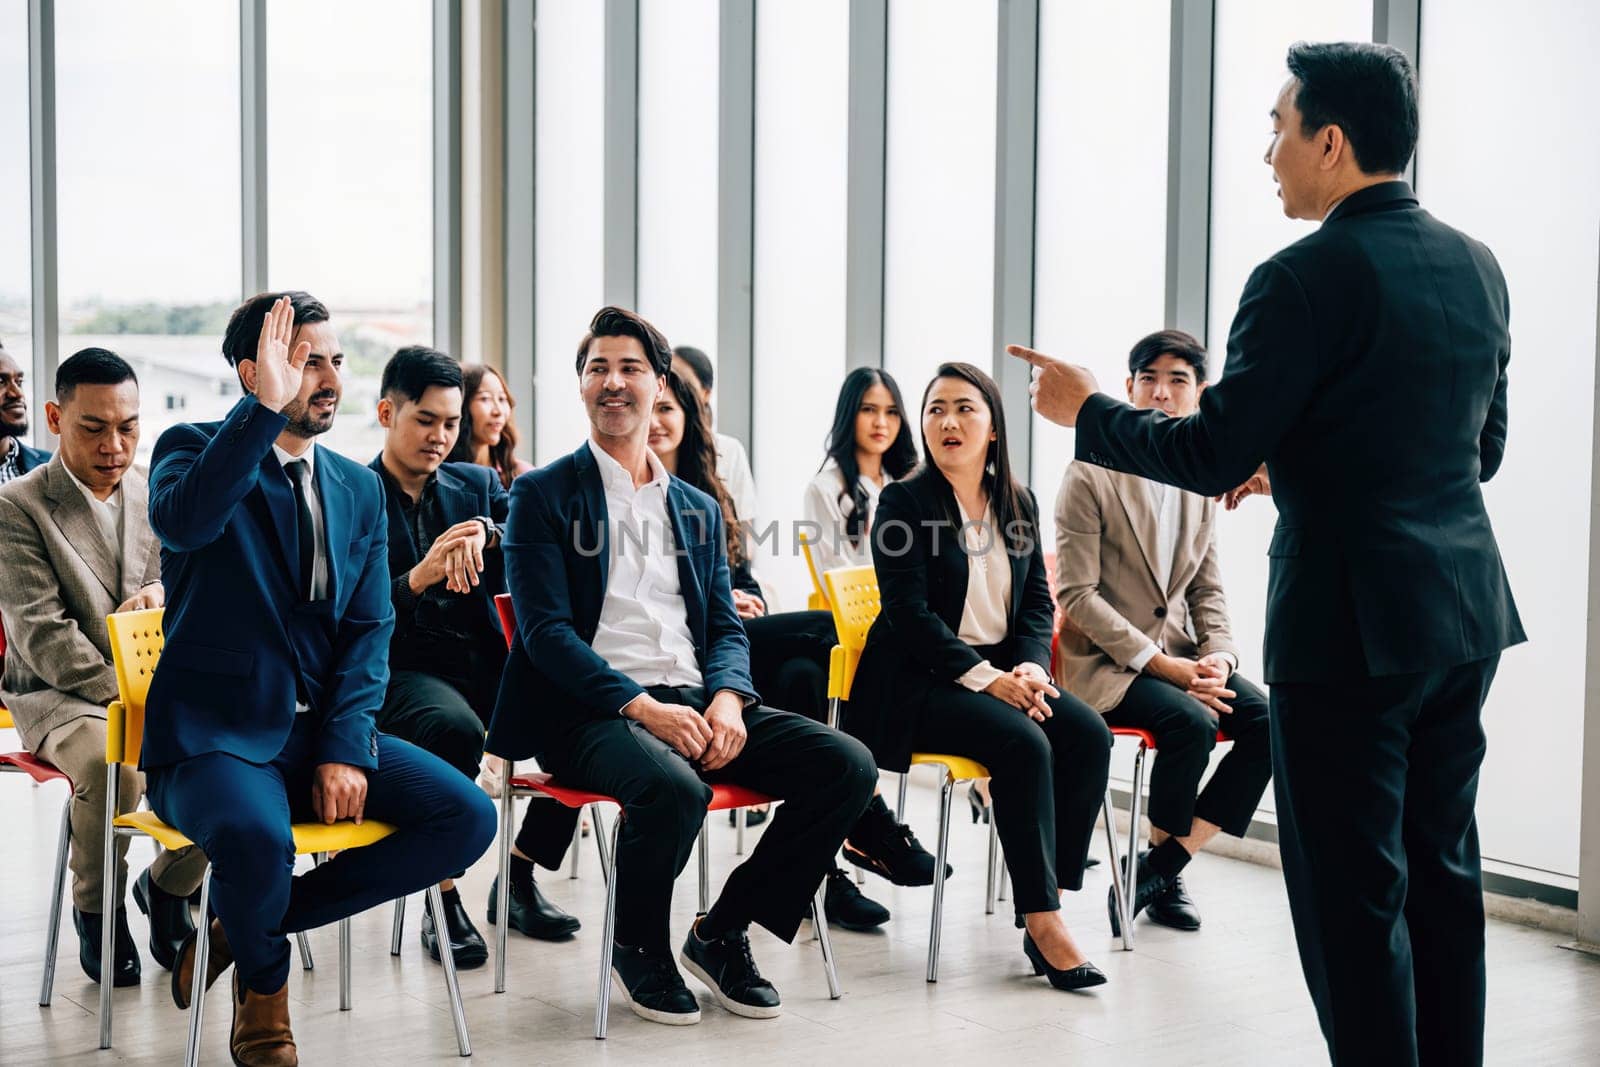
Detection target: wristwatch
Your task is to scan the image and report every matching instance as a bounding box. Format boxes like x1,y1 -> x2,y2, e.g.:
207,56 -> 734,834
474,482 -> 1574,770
475,516 -> 500,546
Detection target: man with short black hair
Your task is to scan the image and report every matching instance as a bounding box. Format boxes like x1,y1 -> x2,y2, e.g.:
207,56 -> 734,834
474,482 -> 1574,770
1016,42 -> 1522,1066
369,345 -> 580,969
0,343 -> 51,484
0,348 -> 207,988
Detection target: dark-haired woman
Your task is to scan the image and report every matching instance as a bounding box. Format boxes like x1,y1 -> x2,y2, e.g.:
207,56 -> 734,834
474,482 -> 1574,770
648,371 -> 943,930
448,364 -> 534,489
804,368 -> 919,576
847,362 -> 1112,990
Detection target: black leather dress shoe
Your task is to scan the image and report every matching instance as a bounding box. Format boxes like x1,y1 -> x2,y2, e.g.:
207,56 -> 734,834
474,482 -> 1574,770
823,867 -> 890,930
74,907 -> 141,986
842,797 -> 951,886
1107,850 -> 1173,937
132,866 -> 196,971
486,873 -> 581,940
1021,932 -> 1107,992
1144,872 -> 1202,931
422,887 -> 489,969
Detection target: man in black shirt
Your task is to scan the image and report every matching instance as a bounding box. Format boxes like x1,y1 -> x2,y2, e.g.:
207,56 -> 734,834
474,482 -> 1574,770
371,347 -> 580,969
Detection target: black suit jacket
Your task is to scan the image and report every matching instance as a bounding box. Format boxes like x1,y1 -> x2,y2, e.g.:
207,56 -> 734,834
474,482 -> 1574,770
845,473 -> 1055,771
486,443 -> 758,762
1075,181 -> 1525,684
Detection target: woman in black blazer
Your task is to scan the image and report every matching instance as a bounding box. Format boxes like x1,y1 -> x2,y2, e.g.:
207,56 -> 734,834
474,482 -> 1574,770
847,362 -> 1112,991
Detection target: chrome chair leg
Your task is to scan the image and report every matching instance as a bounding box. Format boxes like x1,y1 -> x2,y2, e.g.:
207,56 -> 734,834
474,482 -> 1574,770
592,805 -> 612,887
926,773 -> 955,983
183,867 -> 215,1067
296,930 -> 314,970
998,844 -> 1009,902
697,816 -> 711,914
98,767 -> 119,1049
427,882 -> 472,1056
391,895 -> 406,956
39,796 -> 71,1006
494,770 -> 514,994
569,803 -> 583,880
736,805 -> 746,856
811,884 -> 841,999
1123,744 -> 1149,947
595,814 -> 623,1040
985,815 -> 999,915
1102,789 -> 1131,951
896,770 -> 909,822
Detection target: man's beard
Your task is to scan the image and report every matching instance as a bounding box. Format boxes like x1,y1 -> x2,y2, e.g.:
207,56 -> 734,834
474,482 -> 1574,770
0,413 -> 26,438
281,391 -> 337,438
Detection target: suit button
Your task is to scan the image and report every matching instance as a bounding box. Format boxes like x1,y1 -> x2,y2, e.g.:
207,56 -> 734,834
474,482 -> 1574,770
1154,606 -> 1167,619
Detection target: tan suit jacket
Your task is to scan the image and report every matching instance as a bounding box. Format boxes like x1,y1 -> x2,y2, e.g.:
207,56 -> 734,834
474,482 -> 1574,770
1052,460 -> 1239,712
0,456 -> 161,750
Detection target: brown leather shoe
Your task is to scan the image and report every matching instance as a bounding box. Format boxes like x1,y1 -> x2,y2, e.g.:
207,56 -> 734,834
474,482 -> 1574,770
172,917 -> 234,1010
230,971 -> 298,1066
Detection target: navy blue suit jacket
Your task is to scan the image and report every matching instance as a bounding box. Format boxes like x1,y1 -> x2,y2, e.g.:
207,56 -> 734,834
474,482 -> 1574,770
143,395 -> 393,771
16,441 -> 50,473
486,442 -> 757,761
368,457 -> 511,648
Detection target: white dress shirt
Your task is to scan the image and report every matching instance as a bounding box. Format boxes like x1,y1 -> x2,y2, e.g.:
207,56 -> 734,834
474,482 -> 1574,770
62,462 -> 126,566
1125,478 -> 1236,675
802,460 -> 893,575
953,502 -> 1026,693
586,439 -> 704,704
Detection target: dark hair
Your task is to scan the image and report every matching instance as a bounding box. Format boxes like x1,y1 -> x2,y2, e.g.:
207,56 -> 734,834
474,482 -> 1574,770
821,368 -> 919,549
1285,41 -> 1418,175
56,347 -> 137,400
658,370 -> 745,566
381,345 -> 463,405
221,290 -> 331,369
574,306 -> 672,377
1128,329 -> 1209,383
447,364 -> 525,489
910,362 -> 1035,555
671,345 -> 714,393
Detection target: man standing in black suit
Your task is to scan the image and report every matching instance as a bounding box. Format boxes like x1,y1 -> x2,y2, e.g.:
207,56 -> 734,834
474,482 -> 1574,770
1013,42 -> 1523,1067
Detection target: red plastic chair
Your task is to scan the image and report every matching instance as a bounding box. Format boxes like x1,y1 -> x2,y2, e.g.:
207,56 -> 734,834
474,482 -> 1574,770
490,594 -> 840,1037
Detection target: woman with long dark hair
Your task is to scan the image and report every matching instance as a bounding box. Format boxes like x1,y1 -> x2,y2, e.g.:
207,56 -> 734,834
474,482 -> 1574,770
804,368 -> 919,576
846,362 -> 1113,991
648,370 -> 945,931
448,364 -> 533,488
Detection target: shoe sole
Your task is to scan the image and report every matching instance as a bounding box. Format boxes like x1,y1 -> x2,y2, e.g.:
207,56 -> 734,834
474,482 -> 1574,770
609,969 -> 701,1025
679,953 -> 782,1020
840,845 -> 938,888
1144,913 -> 1201,932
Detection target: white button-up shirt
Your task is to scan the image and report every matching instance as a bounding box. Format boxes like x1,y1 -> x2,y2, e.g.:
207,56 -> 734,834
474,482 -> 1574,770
586,439 -> 704,701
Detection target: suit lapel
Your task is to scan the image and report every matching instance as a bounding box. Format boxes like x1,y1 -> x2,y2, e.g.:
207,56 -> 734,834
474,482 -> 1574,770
666,482 -> 706,613
256,452 -> 302,591
316,448 -> 351,607
574,444 -> 610,595
1108,470 -> 1163,593
1167,490 -> 1206,598
44,460 -> 120,600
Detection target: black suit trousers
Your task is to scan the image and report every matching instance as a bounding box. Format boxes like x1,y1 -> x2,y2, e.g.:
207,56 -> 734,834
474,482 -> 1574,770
537,687 -> 877,954
1271,656 -> 1499,1067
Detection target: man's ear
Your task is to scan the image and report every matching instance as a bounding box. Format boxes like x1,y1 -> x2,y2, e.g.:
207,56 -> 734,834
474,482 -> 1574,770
1125,376 -> 1135,401
376,396 -> 394,428
1320,124 -> 1345,170
45,400 -> 63,436
237,358 -> 258,396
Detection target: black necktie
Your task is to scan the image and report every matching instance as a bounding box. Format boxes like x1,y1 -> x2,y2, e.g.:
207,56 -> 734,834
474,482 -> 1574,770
285,460 -> 318,601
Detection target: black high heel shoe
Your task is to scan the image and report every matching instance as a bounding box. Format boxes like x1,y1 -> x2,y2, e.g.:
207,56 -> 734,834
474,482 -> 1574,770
1022,932 -> 1107,992
967,783 -> 990,824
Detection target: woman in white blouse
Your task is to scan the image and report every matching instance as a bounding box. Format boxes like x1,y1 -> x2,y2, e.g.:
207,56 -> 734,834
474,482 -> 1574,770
845,362 -> 1112,992
803,368 -> 919,577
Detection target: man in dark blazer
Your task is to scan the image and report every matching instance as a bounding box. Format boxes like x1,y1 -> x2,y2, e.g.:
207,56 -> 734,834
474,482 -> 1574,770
0,344 -> 51,484
1013,43 -> 1522,1067
368,344 -> 579,968
143,292 -> 495,1066
488,306 -> 876,1027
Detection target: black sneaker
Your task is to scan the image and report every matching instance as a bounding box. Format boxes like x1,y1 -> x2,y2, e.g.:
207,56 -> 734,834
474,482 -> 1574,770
680,921 -> 781,1019
422,887 -> 489,969
823,867 -> 890,931
842,798 -> 951,886
610,942 -> 701,1025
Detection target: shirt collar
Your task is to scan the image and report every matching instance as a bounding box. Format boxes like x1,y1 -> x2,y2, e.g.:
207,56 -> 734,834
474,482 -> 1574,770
375,458 -> 436,508
587,438 -> 669,494
273,441 -> 315,476
0,437 -> 16,463
62,460 -> 122,510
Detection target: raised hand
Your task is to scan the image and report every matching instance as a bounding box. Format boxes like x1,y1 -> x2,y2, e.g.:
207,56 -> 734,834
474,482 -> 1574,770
1006,345 -> 1099,428
1218,464 -> 1272,510
252,294 -> 312,413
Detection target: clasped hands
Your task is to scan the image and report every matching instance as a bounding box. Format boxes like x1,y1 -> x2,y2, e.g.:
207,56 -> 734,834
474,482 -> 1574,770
1148,652 -> 1236,716
624,689 -> 748,772
984,663 -> 1058,722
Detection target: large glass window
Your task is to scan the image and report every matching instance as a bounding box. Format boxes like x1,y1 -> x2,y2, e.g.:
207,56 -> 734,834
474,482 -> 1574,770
636,0 -> 719,362
1030,0 -> 1172,553
55,0 -> 241,465
1421,1 -> 1600,882
881,0 -> 998,401
532,0 -> 605,464
268,0 -> 432,463
750,0 -> 851,608
0,3 -> 32,438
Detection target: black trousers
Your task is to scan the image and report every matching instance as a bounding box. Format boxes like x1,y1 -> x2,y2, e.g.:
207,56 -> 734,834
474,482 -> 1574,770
743,610 -> 834,723
1272,656 -> 1499,1067
378,670 -> 490,781
914,680 -> 1111,913
1102,673 -> 1272,838
539,686 -> 877,954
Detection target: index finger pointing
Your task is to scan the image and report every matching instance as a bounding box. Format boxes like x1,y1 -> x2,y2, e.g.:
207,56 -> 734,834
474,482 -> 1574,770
1005,344 -> 1055,368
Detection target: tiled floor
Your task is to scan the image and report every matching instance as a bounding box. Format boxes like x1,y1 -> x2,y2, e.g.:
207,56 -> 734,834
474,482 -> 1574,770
2,768 -> 1596,1065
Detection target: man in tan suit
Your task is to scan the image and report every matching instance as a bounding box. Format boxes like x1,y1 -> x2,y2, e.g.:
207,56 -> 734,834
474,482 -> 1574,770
1054,330 -> 1271,935
0,348 -> 205,988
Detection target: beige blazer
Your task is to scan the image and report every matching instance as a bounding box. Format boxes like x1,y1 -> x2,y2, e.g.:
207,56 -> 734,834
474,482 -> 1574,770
1052,460 -> 1239,713
0,456 -> 161,750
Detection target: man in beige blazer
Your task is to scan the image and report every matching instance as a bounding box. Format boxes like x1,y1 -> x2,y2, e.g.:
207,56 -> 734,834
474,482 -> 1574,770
0,348 -> 205,988
1054,330 -> 1271,936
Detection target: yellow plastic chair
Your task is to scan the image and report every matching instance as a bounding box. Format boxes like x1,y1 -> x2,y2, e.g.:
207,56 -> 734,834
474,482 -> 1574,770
799,531 -> 831,611
821,566 -> 1002,982
102,609 -> 472,1064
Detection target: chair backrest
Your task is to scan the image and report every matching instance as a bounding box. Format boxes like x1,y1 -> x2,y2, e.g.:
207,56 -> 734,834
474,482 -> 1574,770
823,565 -> 880,701
798,531 -> 830,611
494,593 -> 516,652
105,608 -> 165,767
